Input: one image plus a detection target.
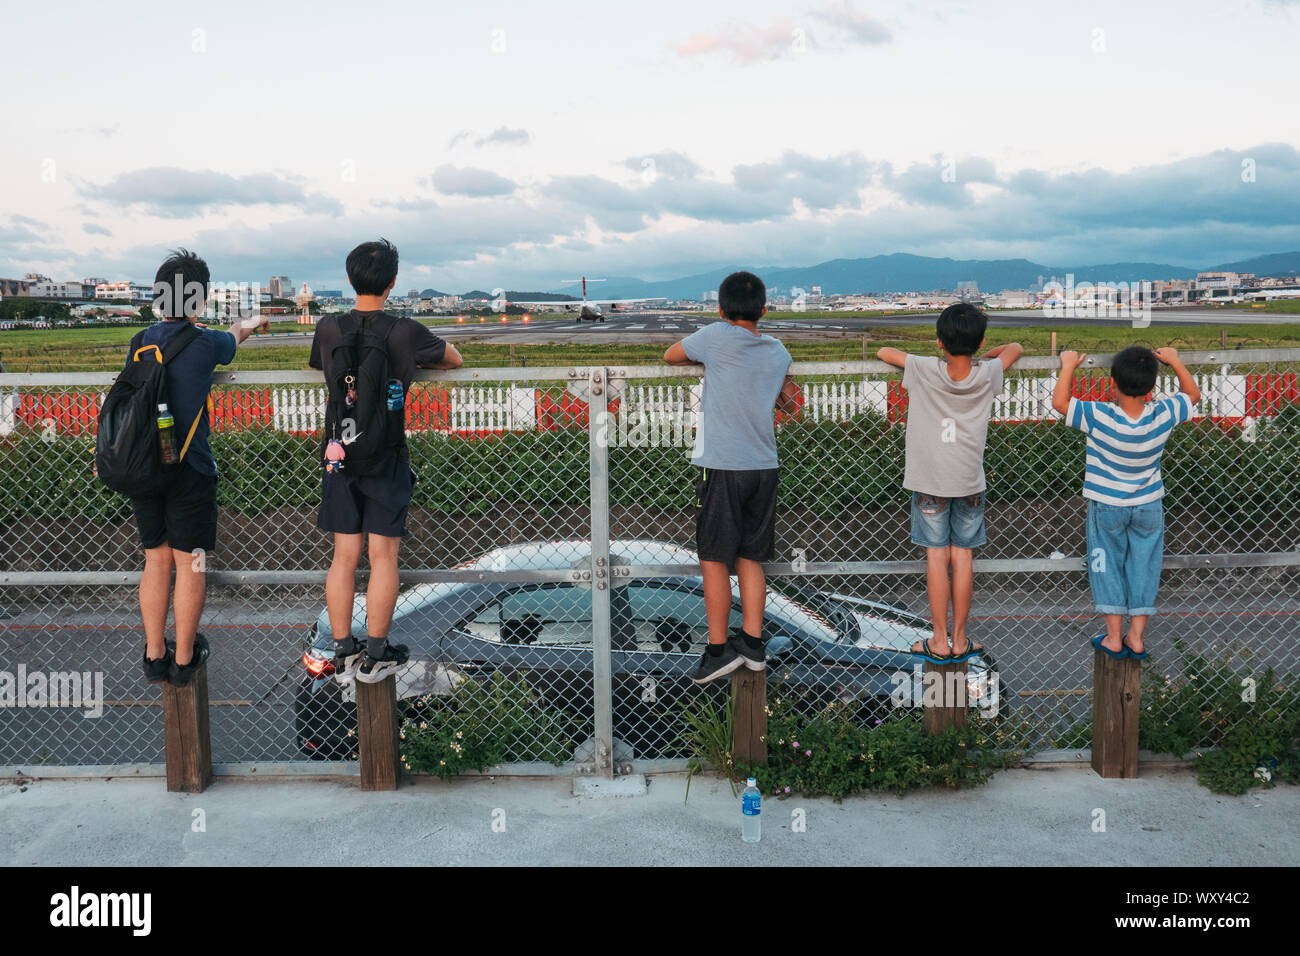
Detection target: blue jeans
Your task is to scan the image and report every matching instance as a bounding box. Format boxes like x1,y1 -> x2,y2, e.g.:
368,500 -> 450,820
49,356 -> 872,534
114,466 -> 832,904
910,492 -> 987,549
1086,499 -> 1164,616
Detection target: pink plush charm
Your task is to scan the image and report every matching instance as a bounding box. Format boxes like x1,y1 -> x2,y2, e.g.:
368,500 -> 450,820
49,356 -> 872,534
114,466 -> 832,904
324,438 -> 346,474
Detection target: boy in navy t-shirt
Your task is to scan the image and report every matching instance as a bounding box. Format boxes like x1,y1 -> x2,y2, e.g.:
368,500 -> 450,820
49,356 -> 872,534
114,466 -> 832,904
664,271 -> 801,683
132,249 -> 266,687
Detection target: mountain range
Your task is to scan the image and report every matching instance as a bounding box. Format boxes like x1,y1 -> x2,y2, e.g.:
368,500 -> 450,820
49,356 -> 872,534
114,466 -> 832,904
414,251 -> 1300,301
550,251 -> 1300,300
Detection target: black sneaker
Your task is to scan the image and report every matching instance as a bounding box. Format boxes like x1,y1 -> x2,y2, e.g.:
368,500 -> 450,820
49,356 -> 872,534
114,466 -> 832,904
689,643 -> 744,684
142,642 -> 174,684
356,641 -> 410,684
168,633 -> 210,688
728,628 -> 767,671
332,636 -> 365,685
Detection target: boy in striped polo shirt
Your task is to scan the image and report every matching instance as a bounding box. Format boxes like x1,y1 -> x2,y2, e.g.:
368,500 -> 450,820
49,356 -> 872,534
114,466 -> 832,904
1052,346 -> 1201,658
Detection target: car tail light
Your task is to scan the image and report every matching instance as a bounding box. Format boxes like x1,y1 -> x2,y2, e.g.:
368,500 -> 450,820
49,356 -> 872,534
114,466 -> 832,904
303,649 -> 334,678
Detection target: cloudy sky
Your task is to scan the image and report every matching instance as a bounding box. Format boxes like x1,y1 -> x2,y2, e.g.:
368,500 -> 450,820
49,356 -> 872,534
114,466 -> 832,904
3,0 -> 1300,291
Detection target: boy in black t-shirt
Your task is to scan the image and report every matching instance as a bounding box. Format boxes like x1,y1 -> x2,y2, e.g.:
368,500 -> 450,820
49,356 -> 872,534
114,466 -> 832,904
308,239 -> 462,683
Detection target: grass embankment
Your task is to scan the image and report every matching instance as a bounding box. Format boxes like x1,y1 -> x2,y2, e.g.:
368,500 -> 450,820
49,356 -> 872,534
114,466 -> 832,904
2,321 -> 1298,372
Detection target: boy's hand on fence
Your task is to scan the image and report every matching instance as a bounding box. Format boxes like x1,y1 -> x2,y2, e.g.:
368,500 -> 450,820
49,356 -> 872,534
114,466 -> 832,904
1059,350 -> 1086,370
1154,347 -> 1180,366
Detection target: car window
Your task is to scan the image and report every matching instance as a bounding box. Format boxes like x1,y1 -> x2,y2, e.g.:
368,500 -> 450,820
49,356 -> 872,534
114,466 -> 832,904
625,583 -> 743,653
461,585 -> 594,647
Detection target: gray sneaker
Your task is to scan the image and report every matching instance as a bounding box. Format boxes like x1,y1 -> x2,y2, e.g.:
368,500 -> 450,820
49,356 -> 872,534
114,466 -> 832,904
332,636 -> 366,685
728,629 -> 766,671
689,643 -> 745,684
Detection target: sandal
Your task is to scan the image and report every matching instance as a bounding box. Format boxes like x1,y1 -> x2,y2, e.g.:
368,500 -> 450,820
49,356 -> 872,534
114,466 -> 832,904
950,636 -> 984,663
910,639 -> 953,664
1091,634 -> 1130,660
1121,637 -> 1148,660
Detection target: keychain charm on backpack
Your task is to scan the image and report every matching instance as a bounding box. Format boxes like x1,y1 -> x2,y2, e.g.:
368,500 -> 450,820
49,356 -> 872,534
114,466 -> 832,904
344,373 -> 357,410
324,438 -> 346,474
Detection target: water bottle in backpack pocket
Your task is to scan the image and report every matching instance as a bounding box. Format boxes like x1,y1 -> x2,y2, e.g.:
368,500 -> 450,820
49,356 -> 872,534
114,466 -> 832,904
96,326 -> 202,498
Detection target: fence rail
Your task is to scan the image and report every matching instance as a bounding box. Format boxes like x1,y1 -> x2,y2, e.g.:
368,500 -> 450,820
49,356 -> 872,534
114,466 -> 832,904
2,349 -> 1298,776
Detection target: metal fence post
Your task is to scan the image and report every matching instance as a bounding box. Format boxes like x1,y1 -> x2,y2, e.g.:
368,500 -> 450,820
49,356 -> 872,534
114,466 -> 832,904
587,367 -> 615,779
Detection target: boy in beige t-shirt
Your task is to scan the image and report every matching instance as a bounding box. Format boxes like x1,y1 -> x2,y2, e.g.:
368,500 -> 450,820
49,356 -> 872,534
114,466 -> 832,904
878,304 -> 1022,664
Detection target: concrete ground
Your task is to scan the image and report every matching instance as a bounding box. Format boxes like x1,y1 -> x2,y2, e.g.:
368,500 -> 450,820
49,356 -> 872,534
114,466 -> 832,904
2,765 -> 1296,866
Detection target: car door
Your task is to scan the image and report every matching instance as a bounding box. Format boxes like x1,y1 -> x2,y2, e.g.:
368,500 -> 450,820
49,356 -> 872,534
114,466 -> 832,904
612,579 -> 751,759
439,583 -> 597,719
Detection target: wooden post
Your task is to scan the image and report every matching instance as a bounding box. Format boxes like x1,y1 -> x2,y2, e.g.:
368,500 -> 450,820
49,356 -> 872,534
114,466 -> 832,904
1220,327 -> 1227,349
508,343 -> 516,367
922,660 -> 969,734
731,668 -> 767,765
356,675 -> 402,790
160,663 -> 213,793
1050,331 -> 1057,357
861,335 -> 869,361
1091,650 -> 1141,778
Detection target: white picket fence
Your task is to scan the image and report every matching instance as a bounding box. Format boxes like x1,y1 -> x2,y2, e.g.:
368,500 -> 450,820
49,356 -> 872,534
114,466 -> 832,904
270,386 -> 539,433
0,369 -> 1266,440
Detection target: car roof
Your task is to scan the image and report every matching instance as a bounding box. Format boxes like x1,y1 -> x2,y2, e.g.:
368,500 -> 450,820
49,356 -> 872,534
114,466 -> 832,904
458,539 -> 700,571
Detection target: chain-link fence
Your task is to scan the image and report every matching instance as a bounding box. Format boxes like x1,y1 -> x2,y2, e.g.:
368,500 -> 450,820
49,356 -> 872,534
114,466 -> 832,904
2,350 -> 1297,774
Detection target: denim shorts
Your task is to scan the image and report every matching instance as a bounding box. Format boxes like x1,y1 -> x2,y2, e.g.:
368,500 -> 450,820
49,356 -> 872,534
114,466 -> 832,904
1086,499 -> 1164,616
909,491 -> 987,549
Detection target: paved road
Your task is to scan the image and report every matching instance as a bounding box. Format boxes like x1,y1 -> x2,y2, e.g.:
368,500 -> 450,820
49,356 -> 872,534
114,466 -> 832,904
3,585 -> 1295,765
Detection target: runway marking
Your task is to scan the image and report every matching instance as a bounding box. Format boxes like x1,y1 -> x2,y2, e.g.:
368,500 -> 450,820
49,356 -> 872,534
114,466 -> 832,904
624,324 -> 646,330
661,323 -> 679,329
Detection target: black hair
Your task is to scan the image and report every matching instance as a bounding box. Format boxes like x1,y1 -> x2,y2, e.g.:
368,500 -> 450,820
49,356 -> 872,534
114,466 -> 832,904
346,238 -> 399,297
935,303 -> 987,356
1111,345 -> 1159,397
718,270 -> 766,323
152,248 -> 209,319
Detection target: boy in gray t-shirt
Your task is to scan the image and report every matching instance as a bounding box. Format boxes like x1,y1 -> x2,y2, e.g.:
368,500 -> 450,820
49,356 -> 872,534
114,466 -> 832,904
665,271 -> 801,683
878,304 -> 1022,665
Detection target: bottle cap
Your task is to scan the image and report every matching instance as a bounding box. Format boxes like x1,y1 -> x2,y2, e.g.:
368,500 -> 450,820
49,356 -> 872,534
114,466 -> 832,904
158,403 -> 169,412
747,777 -> 756,786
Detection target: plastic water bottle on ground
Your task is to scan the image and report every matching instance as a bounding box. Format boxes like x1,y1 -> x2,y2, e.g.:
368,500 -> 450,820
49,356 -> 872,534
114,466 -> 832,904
742,777 -> 761,843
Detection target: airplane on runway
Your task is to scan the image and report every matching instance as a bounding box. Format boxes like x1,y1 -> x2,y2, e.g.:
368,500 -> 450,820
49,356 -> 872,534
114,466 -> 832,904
505,277 -> 666,322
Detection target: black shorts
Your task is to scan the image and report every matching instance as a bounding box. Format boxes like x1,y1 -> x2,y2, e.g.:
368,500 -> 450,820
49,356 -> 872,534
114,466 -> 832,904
131,464 -> 218,554
318,456 -> 415,538
694,466 -> 779,564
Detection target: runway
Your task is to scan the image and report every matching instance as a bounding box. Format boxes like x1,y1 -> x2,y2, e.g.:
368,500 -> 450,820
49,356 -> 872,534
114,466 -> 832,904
241,308 -> 1295,348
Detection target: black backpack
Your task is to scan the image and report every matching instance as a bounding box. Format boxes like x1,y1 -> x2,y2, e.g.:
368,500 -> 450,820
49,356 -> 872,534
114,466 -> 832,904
323,311 -> 403,476
95,324 -> 203,498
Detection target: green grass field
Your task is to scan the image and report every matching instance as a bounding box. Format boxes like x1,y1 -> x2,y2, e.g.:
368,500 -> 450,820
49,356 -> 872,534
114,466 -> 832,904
1,318 -> 1298,372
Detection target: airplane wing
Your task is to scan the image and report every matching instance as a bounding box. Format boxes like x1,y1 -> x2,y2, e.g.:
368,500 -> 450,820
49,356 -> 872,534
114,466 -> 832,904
503,296 -> 668,306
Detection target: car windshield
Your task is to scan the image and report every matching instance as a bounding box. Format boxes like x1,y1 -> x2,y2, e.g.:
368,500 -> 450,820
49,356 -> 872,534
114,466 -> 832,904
765,581 -> 851,643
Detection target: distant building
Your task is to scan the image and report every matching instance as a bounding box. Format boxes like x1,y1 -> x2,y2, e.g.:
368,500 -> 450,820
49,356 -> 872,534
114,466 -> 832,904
1196,272 -> 1253,298
95,281 -> 152,302
0,278 -> 32,299
30,280 -> 91,299
989,289 -> 1034,308
82,277 -> 109,287
314,290 -> 343,299
269,275 -> 293,298
956,280 -> 979,299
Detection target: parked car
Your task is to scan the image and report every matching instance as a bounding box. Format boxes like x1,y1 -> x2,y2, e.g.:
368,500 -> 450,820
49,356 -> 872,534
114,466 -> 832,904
295,540 -> 1005,759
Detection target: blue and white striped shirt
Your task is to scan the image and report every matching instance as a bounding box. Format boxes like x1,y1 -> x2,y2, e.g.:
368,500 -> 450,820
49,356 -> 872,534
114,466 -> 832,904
1066,394 -> 1195,506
